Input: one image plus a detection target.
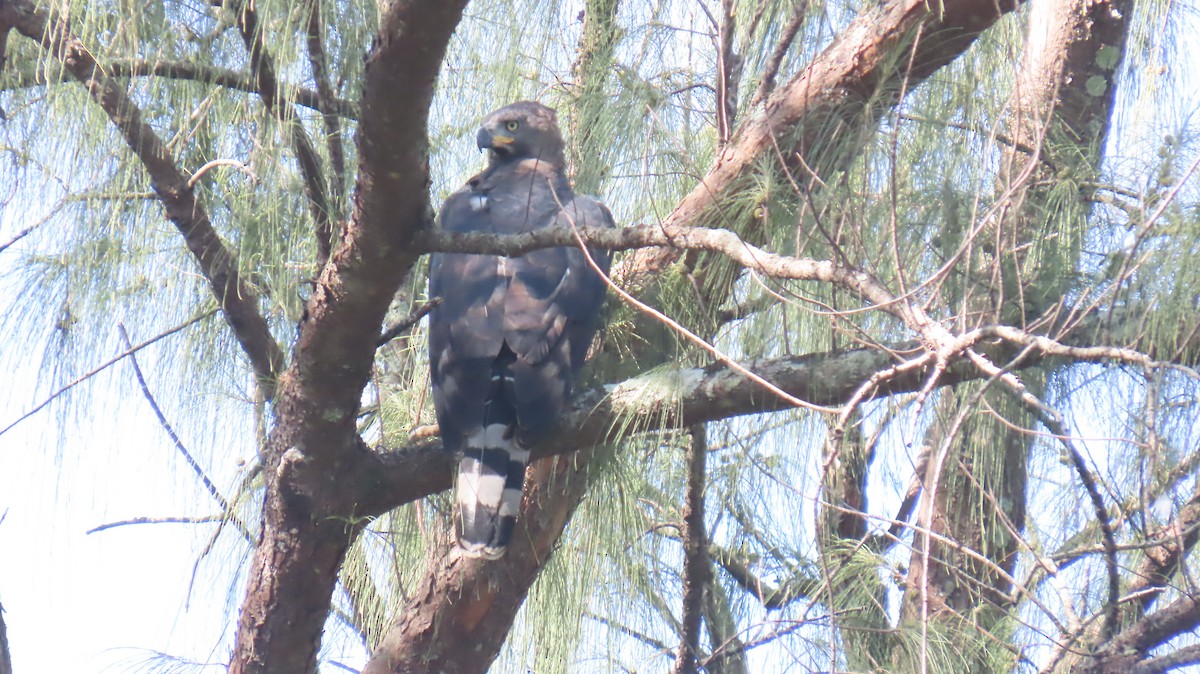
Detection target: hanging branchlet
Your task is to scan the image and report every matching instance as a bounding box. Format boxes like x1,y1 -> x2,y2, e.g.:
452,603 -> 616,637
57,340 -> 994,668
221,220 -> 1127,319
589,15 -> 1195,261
673,424 -> 711,674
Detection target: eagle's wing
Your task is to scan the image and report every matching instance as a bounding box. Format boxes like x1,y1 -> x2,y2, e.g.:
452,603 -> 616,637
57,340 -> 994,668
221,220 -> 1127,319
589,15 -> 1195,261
503,195 -> 613,439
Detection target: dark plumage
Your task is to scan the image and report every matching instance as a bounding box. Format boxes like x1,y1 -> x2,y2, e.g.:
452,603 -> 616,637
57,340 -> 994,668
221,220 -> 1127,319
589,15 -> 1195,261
429,101 -> 613,559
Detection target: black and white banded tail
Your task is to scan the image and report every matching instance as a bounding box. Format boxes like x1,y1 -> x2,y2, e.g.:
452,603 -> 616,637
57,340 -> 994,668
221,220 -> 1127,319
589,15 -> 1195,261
454,353 -> 529,559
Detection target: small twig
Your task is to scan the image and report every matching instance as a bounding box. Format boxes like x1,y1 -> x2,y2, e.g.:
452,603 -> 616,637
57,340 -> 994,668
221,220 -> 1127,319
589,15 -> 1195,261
0,311 -> 217,438
0,198 -> 66,253
749,0 -> 808,108
116,326 -> 217,503
187,158 -> 257,188
87,515 -> 226,534
965,349 -> 1120,642
376,298 -> 441,347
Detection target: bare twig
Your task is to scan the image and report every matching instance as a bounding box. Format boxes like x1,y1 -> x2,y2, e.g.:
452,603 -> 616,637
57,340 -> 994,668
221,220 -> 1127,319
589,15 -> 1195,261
376,298 -> 441,348
187,158 -> 257,188
0,197 -> 66,253
1,57 -> 358,118
87,515 -> 226,534
116,324 -> 254,541
0,311 -> 217,438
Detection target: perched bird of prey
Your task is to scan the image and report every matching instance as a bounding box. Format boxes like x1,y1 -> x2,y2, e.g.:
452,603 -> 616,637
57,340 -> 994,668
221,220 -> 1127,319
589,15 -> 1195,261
429,101 -> 613,559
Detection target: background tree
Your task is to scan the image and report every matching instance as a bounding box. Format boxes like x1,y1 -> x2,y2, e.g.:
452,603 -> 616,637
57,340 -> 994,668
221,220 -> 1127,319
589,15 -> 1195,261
1,0 -> 1199,672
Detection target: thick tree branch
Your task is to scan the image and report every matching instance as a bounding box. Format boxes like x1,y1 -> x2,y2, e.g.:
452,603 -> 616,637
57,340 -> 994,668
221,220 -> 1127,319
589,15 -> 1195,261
0,0 -> 286,391
228,2 -> 469,672
622,0 -> 1021,277
363,448 -> 599,674
1082,594 -> 1200,673
350,308 -> 1200,519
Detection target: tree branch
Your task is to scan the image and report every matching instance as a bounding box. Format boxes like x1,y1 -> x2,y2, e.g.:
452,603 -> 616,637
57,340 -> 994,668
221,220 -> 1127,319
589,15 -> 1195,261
0,311 -> 218,439
748,0 -> 809,109
376,298 -> 440,348
87,515 -> 226,534
304,0 -> 347,218
673,425 -> 711,674
621,0 -> 1021,278
0,0 -> 286,392
351,306 -> 1200,520
0,600 -> 10,674
118,324 -> 254,542
228,1 -> 470,671
227,0 -> 337,268
0,58 -> 358,118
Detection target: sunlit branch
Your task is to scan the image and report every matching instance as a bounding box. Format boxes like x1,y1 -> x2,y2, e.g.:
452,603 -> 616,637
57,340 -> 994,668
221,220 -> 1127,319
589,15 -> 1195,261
187,158 -> 257,188
422,222 -> 950,347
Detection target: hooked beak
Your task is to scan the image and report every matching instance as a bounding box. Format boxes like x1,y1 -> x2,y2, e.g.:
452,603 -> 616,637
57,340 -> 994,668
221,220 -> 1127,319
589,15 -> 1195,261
476,126 -> 514,153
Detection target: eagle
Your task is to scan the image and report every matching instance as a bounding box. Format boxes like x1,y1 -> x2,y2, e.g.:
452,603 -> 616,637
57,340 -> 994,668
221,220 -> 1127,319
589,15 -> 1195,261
428,101 -> 613,559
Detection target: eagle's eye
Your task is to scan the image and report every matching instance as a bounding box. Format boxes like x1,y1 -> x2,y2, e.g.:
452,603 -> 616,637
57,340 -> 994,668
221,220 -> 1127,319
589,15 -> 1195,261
505,120 -> 520,132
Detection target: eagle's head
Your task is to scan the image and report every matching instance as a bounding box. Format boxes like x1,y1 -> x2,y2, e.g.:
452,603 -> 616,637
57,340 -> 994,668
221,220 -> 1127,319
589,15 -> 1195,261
476,101 -> 566,167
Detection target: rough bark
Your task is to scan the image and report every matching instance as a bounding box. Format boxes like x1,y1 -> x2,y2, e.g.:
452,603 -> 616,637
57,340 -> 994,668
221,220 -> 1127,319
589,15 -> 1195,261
227,2 -> 469,672
363,450 -> 597,674
0,602 -> 10,674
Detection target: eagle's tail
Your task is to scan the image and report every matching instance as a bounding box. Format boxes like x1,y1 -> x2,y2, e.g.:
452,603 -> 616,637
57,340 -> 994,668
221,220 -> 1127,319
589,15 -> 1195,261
454,355 -> 528,559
